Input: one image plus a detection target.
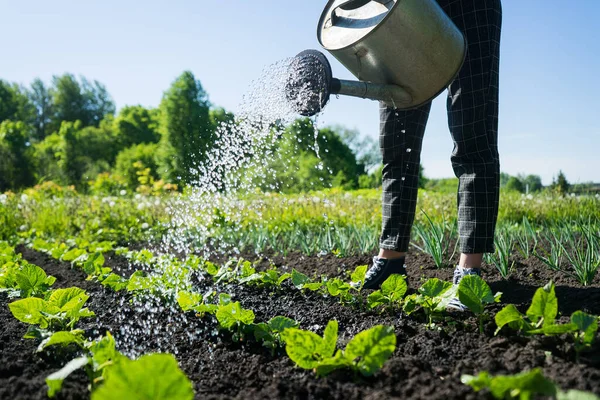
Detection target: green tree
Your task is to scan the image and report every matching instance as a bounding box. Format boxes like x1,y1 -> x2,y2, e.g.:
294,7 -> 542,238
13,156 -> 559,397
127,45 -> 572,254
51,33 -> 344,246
0,120 -> 35,190
28,78 -> 54,141
505,176 -> 524,193
157,71 -> 213,185
551,170 -> 570,195
50,74 -> 115,132
0,80 -> 34,124
113,105 -> 161,149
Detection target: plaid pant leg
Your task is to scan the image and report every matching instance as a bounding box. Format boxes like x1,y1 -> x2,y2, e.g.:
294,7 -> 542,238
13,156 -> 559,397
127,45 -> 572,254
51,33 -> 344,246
379,103 -> 431,252
440,0 -> 503,253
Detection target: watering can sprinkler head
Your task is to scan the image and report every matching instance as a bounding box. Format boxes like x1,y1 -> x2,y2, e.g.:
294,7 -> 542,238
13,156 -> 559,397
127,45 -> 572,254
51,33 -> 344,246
285,49 -> 413,117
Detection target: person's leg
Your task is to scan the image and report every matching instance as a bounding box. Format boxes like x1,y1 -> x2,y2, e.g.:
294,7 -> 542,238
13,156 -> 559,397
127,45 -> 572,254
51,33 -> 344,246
361,102 -> 431,290
379,102 -> 432,257
440,0 -> 503,266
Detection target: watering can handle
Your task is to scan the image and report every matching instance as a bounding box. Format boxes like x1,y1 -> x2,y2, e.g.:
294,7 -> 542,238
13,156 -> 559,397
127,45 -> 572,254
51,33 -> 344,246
331,0 -> 390,25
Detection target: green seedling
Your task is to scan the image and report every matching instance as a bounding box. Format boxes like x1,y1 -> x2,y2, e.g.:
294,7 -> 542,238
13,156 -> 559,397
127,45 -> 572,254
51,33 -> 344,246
457,275 -> 502,333
216,300 -> 255,341
9,287 -> 95,334
495,282 -> 598,359
461,368 -> 557,400
281,320 -> 396,377
367,274 -> 408,311
326,277 -> 353,304
404,278 -> 455,328
462,368 -> 600,400
252,316 -> 299,353
1,262 -> 56,298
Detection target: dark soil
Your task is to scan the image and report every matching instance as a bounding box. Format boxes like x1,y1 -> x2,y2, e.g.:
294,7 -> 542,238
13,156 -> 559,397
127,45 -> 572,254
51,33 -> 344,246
1,246 -> 599,399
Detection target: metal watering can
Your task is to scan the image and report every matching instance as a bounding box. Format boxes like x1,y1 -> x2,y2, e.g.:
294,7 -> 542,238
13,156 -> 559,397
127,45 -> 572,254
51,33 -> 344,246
286,0 -> 466,116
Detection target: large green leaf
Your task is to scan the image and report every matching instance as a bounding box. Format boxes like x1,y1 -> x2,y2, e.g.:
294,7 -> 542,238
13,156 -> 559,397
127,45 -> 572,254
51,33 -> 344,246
419,278 -> 452,298
381,274 -> 407,302
345,325 -> 396,376
526,282 -> 557,326
281,328 -> 324,369
9,297 -> 47,325
91,353 -> 194,400
48,287 -> 87,309
495,304 -> 525,335
457,275 -> 495,315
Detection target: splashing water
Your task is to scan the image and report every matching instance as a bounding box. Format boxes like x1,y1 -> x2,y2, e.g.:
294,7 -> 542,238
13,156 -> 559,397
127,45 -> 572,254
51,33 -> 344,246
112,57 -> 332,356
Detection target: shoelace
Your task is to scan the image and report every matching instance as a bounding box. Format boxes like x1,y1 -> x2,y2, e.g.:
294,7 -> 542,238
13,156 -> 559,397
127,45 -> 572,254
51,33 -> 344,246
365,258 -> 385,282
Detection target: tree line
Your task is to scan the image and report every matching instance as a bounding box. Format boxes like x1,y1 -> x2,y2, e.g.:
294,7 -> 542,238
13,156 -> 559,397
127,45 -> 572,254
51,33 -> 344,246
0,72 -> 384,194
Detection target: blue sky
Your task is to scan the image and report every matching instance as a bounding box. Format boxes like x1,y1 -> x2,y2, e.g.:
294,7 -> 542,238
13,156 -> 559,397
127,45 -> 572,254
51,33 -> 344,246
1,0 -> 599,185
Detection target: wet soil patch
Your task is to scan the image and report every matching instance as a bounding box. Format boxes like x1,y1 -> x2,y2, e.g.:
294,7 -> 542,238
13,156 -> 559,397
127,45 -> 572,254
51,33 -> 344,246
1,246 -> 599,399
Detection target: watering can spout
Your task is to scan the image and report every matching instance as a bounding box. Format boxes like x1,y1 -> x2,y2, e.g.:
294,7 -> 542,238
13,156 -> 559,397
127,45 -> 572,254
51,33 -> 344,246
331,78 -> 412,109
285,49 -> 412,117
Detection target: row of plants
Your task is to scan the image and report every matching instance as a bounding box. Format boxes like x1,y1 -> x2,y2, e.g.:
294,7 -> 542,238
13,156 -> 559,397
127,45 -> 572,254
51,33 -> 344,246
0,241 -> 194,399
28,238 -> 399,380
19,238 -> 600,398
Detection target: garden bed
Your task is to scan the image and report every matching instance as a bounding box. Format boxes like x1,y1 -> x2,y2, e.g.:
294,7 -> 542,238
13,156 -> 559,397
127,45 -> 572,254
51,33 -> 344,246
1,246 -> 599,399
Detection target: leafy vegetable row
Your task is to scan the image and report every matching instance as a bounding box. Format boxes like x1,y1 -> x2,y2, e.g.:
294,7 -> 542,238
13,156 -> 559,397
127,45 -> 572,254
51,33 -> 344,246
0,241 -> 194,400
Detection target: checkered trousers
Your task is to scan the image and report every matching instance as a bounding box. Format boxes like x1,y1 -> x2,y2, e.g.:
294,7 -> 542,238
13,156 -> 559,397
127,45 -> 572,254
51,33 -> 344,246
379,0 -> 502,254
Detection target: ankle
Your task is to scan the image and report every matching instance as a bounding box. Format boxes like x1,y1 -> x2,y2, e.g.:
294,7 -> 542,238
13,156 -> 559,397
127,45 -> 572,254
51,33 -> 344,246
378,249 -> 406,260
459,253 -> 483,269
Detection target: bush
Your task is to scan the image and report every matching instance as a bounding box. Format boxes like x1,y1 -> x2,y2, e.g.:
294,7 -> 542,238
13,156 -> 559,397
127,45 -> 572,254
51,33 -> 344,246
114,143 -> 161,189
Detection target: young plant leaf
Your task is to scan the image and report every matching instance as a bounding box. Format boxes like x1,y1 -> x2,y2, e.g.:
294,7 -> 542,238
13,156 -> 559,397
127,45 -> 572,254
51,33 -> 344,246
419,278 -> 453,298
350,265 -> 367,286
495,304 -> 525,335
381,274 -> 408,302
281,328 -> 324,370
526,281 -> 557,327
344,325 -> 396,377
314,349 -> 350,377
367,290 -> 386,309
457,275 -> 496,315
91,353 -> 194,400
216,302 -> 255,329
177,291 -> 202,312
9,297 -> 47,325
37,330 -> 86,352
291,269 -> 310,289
268,316 -> 299,333
320,320 -> 338,359
48,287 -> 87,309
571,311 -> 598,344
15,263 -> 53,297
462,368 -> 556,399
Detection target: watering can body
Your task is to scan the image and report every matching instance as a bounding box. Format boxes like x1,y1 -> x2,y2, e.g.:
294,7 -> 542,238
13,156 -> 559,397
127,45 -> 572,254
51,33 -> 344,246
317,0 -> 466,109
